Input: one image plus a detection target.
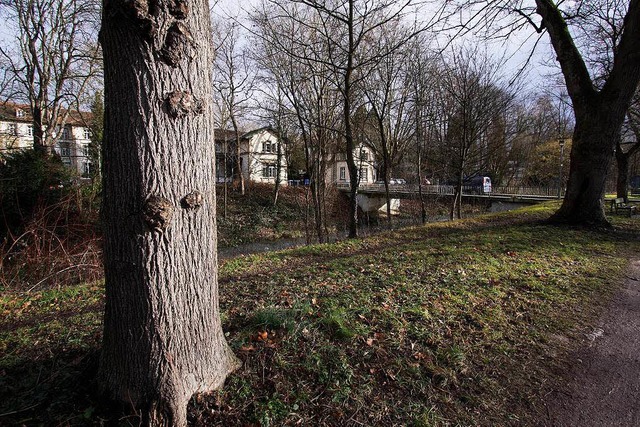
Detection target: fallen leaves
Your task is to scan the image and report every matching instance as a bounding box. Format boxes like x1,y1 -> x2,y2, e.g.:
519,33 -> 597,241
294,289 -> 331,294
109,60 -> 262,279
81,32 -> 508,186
240,330 -> 279,352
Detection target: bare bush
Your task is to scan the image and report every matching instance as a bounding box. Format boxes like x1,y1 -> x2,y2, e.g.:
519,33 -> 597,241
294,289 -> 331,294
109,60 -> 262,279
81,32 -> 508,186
0,187 -> 102,291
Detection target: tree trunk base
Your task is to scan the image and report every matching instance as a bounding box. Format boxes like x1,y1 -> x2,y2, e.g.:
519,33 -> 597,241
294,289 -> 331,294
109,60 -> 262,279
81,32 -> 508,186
548,204 -> 612,228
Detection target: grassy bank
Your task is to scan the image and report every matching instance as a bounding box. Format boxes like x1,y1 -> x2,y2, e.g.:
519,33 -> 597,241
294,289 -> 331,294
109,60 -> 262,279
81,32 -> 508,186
1,203 -> 639,426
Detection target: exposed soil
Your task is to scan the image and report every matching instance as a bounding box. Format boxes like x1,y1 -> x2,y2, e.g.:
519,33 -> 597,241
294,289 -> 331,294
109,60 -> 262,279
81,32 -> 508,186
545,259 -> 640,426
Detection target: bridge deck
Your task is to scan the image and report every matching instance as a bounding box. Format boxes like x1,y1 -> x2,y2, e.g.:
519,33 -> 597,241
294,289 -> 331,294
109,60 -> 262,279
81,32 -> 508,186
336,183 -> 562,203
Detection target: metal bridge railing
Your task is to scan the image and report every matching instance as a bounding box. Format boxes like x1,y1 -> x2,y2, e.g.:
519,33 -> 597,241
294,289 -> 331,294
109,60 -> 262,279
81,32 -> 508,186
335,182 -> 564,198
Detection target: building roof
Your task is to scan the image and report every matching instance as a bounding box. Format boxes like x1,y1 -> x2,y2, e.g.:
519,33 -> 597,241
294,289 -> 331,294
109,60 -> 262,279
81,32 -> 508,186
0,101 -> 91,127
214,127 -> 283,143
240,126 -> 278,139
214,128 -> 243,142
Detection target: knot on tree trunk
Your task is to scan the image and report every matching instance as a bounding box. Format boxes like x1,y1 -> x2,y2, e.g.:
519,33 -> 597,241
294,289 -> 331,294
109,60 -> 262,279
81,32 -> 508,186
159,22 -> 193,67
181,191 -> 203,210
143,195 -> 174,231
114,0 -> 159,40
168,0 -> 189,19
165,91 -> 203,118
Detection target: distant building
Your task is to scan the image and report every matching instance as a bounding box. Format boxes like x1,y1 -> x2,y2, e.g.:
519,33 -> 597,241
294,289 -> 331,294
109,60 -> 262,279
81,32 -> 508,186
327,143 -> 377,185
0,103 -> 93,176
214,126 -> 287,185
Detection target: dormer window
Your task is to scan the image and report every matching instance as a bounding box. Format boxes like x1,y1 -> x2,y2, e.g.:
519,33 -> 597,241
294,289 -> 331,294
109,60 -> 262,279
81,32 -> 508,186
262,140 -> 277,153
16,109 -> 25,118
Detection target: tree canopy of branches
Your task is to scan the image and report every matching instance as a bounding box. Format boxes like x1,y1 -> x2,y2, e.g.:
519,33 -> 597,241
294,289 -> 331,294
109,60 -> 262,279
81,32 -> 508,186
252,0 -> 430,238
361,23 -> 415,226
431,47 -> 516,219
0,0 -> 101,154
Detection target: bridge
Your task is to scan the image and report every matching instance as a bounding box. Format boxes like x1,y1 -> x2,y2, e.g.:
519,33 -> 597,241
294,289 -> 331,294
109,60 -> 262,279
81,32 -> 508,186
335,183 -> 563,213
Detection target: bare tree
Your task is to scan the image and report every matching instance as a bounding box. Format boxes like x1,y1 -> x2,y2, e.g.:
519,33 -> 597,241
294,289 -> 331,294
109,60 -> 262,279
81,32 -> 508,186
212,19 -> 256,195
253,0 -> 430,238
435,47 -> 515,219
616,88 -> 640,201
252,3 -> 340,242
0,0 -> 101,154
98,1 -> 238,425
362,23 -> 415,227
257,88 -> 291,206
405,38 -> 448,223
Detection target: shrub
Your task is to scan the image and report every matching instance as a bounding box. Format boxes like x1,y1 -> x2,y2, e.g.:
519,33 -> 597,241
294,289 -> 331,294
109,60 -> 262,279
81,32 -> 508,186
0,149 -> 74,239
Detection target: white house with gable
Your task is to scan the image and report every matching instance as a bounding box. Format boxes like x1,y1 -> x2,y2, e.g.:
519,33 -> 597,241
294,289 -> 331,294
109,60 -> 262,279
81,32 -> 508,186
215,126 -> 287,185
327,143 -> 377,185
241,127 -> 287,185
0,103 -> 93,176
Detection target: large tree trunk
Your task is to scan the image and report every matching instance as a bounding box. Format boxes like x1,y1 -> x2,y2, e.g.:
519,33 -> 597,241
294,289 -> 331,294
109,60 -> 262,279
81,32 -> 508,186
614,131 -> 640,203
31,103 -> 50,155
98,1 -> 239,425
550,110 -> 618,225
535,0 -> 640,226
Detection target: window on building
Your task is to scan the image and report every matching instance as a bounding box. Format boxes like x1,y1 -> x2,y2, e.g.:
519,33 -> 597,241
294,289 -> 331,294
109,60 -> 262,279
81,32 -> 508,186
82,162 -> 92,177
83,128 -> 91,139
82,144 -> 90,157
27,125 -> 33,137
360,167 -> 368,182
60,143 -> 72,157
6,123 -> 17,135
339,167 -> 346,181
262,163 -> 277,178
16,109 -> 25,118
360,150 -> 368,161
262,140 -> 277,153
61,127 -> 71,140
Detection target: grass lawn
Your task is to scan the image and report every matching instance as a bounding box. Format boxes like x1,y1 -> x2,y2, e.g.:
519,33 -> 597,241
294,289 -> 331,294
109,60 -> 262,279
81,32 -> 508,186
2,202 -> 639,426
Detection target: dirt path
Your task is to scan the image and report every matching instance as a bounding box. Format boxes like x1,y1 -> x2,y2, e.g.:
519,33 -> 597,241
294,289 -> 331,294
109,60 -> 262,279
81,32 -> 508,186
545,259 -> 640,426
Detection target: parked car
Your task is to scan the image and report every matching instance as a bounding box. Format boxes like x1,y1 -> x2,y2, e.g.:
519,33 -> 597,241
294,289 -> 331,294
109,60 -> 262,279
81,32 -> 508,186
374,178 -> 407,185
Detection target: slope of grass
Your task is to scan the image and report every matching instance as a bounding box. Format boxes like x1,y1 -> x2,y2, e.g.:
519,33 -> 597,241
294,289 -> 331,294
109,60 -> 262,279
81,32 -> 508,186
1,202 -> 639,426
216,184 -> 313,248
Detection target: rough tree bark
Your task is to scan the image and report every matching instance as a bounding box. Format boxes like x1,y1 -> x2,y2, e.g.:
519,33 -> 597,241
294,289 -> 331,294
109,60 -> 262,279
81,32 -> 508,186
98,1 -> 239,425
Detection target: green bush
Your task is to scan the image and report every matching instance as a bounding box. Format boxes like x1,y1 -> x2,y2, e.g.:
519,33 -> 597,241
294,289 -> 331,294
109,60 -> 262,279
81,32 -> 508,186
0,150 -> 74,239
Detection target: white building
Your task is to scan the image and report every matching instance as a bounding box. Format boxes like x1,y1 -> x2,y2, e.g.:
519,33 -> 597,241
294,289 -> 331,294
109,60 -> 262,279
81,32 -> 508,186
215,127 -> 287,185
327,143 -> 377,185
0,103 -> 93,176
